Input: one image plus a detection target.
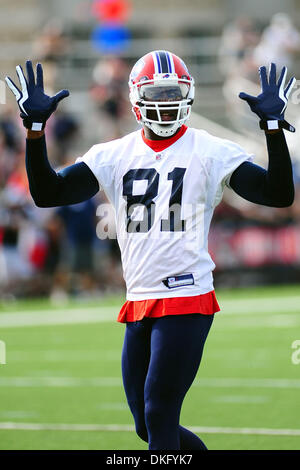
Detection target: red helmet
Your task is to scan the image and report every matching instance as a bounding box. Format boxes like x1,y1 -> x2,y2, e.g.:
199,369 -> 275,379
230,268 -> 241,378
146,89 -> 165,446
129,50 -> 194,137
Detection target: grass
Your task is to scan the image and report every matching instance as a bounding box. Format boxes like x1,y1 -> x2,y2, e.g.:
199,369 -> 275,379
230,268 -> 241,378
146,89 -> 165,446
0,285 -> 300,450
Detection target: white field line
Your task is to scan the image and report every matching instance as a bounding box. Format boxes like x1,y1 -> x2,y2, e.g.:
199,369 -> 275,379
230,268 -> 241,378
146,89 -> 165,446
0,307 -> 117,328
189,426 -> 300,436
8,349 -> 120,362
0,295 -> 300,328
193,377 -> 300,389
1,421 -> 300,436
219,295 -> 300,314
0,377 -> 122,387
212,395 -> 269,404
1,376 -> 300,389
217,313 -> 300,329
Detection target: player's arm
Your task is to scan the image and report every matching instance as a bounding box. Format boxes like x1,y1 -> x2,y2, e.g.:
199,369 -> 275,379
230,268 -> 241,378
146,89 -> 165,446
230,63 -> 295,207
26,132 -> 99,207
6,61 -> 99,207
229,130 -> 294,207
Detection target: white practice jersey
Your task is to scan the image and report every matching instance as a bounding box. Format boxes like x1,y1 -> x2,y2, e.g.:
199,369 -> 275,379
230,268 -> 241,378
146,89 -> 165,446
76,127 -> 254,300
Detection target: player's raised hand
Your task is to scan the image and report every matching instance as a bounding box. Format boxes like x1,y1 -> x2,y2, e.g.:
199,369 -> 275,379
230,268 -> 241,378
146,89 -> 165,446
5,60 -> 69,131
239,63 -> 296,132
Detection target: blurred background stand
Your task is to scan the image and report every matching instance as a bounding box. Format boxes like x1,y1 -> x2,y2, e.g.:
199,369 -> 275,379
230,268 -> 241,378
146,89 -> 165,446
1,0 -> 300,300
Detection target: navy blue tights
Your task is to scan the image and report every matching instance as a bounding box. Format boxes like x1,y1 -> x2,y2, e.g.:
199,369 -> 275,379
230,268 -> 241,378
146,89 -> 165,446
121,314 -> 214,450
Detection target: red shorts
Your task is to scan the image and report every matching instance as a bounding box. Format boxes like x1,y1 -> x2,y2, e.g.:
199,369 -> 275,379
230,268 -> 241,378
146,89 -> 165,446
117,290 -> 220,323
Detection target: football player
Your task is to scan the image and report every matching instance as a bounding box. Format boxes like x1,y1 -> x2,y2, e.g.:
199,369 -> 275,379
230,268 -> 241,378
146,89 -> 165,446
6,51 -> 295,450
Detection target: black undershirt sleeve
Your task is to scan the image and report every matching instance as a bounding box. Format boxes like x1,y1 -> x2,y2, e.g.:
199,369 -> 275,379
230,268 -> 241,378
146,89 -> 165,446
26,131 -> 294,209
229,131 -> 294,207
25,135 -> 99,207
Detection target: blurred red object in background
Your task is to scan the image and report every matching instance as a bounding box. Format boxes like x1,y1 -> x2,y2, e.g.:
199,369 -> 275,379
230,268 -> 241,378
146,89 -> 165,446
91,0 -> 131,23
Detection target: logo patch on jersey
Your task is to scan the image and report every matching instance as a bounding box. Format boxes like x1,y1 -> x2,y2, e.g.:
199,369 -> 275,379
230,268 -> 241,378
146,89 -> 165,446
163,273 -> 194,289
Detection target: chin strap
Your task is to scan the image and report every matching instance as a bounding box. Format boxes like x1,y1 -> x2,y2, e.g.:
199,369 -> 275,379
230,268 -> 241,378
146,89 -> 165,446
149,122 -> 180,137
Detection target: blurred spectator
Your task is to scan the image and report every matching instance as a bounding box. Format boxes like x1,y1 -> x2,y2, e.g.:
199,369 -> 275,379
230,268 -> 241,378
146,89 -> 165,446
51,111 -> 80,166
33,18 -> 70,64
0,109 -> 22,189
0,147 -> 54,297
56,198 -> 97,288
32,18 -> 71,99
218,16 -> 260,78
252,13 -> 300,70
89,57 -> 134,140
48,194 -> 124,299
0,205 -> 33,290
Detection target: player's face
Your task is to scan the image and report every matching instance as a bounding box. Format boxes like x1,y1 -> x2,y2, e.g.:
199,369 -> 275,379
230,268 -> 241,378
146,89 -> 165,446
147,105 -> 178,122
142,85 -> 187,122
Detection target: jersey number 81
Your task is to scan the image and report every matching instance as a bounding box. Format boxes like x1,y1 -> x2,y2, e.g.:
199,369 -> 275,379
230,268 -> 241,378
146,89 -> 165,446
123,167 -> 186,233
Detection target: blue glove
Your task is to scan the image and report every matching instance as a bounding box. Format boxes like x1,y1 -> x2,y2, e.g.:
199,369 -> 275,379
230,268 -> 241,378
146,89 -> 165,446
5,60 -> 69,131
239,63 -> 296,132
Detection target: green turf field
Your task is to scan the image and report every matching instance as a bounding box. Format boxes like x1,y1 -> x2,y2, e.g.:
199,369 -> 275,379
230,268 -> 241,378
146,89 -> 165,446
0,285 -> 300,450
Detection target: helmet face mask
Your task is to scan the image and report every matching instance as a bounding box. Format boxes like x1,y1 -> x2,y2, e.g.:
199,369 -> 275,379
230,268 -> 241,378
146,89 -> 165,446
129,51 -> 194,137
